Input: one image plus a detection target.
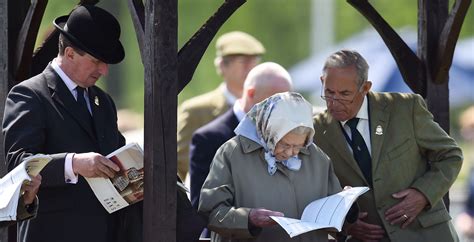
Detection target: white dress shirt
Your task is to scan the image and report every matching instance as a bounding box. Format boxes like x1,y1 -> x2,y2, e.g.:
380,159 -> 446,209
220,83 -> 238,106
340,95 -> 372,155
232,100 -> 246,122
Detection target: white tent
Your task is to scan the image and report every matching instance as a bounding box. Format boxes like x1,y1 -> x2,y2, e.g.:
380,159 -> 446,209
290,28 -> 474,107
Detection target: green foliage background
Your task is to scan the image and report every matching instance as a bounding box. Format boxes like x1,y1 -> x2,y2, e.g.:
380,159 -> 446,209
36,0 -> 473,113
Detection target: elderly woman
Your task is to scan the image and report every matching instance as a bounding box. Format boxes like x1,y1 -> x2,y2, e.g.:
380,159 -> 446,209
199,92 -> 356,242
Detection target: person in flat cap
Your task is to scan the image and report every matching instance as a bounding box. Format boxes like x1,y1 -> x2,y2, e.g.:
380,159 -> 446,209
2,5 -> 137,242
177,31 -> 265,181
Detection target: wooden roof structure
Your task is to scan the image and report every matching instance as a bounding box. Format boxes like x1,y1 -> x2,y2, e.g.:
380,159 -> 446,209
0,0 -> 471,241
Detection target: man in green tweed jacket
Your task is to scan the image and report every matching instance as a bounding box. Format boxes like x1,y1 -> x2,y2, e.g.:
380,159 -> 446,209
313,50 -> 462,242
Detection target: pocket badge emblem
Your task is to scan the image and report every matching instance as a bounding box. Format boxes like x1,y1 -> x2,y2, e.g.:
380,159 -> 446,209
375,125 -> 383,135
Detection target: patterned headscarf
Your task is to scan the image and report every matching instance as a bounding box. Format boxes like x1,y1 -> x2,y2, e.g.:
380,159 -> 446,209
235,92 -> 315,175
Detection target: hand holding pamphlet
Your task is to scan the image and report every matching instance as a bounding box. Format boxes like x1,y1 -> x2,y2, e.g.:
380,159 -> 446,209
271,186 -> 369,238
86,143 -> 191,213
0,154 -> 52,221
85,143 -> 144,213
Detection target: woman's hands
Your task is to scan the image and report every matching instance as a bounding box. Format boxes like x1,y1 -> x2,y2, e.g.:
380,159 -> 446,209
249,208 -> 284,228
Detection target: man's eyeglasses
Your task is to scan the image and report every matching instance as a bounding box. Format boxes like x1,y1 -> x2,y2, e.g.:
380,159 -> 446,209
320,84 -> 364,105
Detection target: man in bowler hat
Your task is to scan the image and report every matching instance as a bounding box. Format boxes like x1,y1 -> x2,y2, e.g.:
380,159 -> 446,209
2,5 -> 139,242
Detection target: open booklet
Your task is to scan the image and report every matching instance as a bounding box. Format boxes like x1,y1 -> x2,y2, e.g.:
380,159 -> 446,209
86,143 -> 189,213
271,186 -> 369,238
0,154 -> 52,221
85,143 -> 144,213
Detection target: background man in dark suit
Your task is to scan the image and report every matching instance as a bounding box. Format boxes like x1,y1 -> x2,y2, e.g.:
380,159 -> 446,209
189,62 -> 293,210
313,50 -> 462,241
2,5 -> 139,242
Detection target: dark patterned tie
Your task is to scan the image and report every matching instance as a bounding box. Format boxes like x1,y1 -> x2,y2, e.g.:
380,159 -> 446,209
76,87 -> 94,132
76,87 -> 90,116
346,118 -> 372,186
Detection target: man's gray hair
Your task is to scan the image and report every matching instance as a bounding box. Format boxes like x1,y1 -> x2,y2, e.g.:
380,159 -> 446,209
322,50 -> 369,87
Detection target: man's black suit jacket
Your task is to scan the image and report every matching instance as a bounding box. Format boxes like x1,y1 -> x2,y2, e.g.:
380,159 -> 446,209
2,65 -> 141,242
189,109 -> 239,209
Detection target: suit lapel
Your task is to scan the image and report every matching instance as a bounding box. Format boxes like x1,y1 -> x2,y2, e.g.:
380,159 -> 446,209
46,65 -> 97,140
368,92 -> 390,172
322,112 -> 368,182
228,110 -> 239,132
89,87 -> 105,141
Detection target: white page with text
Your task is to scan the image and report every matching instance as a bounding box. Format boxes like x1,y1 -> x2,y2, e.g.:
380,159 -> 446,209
271,187 -> 369,238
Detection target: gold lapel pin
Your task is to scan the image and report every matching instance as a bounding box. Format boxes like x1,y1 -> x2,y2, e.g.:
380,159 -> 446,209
375,125 -> 383,135
94,96 -> 100,106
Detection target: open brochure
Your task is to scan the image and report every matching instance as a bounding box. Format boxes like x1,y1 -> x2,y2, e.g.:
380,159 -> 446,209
85,143 -> 144,213
271,186 -> 369,238
86,143 -> 191,213
0,154 -> 52,221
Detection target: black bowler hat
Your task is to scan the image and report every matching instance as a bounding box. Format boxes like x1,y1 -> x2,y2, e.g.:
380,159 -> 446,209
53,5 -> 125,64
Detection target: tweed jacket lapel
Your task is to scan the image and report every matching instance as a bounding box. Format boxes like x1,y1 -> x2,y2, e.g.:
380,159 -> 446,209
367,92 -> 391,172
46,65 -> 96,140
321,112 -> 367,182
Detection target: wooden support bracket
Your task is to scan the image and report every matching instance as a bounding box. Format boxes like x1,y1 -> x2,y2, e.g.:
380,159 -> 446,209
13,0 -> 48,84
128,0 -> 146,62
128,0 -> 246,94
177,0 -> 246,93
347,0 -> 426,96
434,0 -> 472,84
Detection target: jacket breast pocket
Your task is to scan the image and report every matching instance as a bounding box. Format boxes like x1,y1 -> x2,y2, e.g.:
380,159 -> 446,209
387,138 -> 413,160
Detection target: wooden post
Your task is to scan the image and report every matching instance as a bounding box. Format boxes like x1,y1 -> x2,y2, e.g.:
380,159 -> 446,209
418,0 -> 451,208
0,0 -> 10,179
127,0 -> 145,62
1,1 -> 12,241
143,0 -> 178,241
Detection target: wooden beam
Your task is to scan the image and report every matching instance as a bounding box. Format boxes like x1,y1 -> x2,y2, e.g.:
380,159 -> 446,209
418,0 -> 449,129
0,0 -> 9,179
418,0 -> 451,209
347,0 -> 426,96
434,0 -> 472,84
31,29 -> 60,77
177,0 -> 246,93
143,0 -> 177,241
1,0 -> 11,240
13,0 -> 48,84
127,0 -> 145,63
128,0 -> 246,93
